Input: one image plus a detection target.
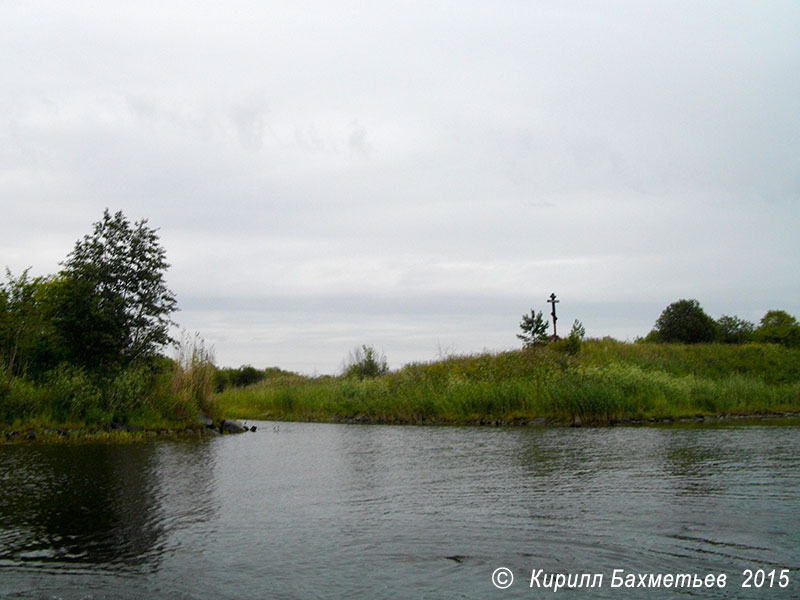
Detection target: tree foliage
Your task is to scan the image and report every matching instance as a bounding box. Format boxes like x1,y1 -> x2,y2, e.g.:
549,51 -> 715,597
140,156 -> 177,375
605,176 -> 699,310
0,269 -> 65,376
213,364 -> 268,391
650,299 -> 718,344
518,309 -> 549,347
754,310 -> 800,348
1,210 -> 178,377
716,315 -> 755,344
649,300 -> 800,347
57,209 -> 178,368
0,211 -> 227,427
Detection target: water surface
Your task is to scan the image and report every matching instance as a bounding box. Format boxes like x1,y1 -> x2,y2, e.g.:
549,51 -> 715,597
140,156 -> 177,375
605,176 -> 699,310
1,423 -> 798,598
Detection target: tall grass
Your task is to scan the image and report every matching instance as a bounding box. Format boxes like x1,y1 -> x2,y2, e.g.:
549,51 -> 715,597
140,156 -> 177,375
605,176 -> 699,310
170,331 -> 218,420
0,333 -> 218,430
216,340 -> 800,425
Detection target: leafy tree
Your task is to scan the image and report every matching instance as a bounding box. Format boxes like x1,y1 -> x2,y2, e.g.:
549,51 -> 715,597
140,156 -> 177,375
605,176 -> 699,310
754,310 -> 800,348
716,315 -> 755,344
518,309 -> 549,347
56,209 -> 178,368
650,299 -> 718,344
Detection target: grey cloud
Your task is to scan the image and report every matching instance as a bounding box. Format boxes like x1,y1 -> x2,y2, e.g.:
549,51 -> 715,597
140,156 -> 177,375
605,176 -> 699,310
231,93 -> 271,152
2,1 -> 799,372
348,121 -> 370,157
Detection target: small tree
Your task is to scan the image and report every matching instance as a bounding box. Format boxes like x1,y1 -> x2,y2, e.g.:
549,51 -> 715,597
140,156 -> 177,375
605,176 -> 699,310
518,309 -> 549,347
650,299 -> 717,344
716,315 -> 755,344
563,319 -> 586,354
56,209 -> 178,368
343,345 -> 389,379
754,310 -> 800,348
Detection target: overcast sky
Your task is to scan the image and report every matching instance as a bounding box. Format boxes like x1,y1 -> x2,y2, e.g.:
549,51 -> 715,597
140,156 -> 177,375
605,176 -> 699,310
2,1 -> 799,373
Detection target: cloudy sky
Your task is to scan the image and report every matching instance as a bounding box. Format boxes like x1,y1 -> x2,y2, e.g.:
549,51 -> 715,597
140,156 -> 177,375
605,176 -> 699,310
2,1 -> 798,373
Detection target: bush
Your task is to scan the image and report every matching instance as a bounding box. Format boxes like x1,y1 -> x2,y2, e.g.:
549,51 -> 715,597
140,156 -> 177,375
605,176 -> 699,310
343,345 -> 389,379
0,372 -> 42,424
105,364 -> 155,422
555,319 -> 586,355
45,364 -> 105,423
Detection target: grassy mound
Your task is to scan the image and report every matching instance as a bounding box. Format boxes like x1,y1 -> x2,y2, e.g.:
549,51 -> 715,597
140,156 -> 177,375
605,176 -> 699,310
216,340 -> 800,425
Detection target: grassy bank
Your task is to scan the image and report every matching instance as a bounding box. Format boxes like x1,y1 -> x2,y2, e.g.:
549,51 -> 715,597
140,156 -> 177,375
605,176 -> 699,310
0,337 -> 220,440
217,340 -> 800,425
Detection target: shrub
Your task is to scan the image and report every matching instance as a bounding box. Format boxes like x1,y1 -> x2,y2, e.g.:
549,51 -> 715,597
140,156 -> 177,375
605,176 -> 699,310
45,364 -> 104,423
555,319 -> 586,355
343,345 -> 389,379
0,375 -> 52,424
105,363 -> 155,422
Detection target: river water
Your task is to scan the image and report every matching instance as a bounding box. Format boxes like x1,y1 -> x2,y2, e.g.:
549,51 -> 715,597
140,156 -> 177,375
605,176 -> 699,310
0,422 -> 798,599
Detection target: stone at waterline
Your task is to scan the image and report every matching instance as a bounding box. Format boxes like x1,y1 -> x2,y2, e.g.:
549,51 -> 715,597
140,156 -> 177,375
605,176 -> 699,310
220,420 -> 248,434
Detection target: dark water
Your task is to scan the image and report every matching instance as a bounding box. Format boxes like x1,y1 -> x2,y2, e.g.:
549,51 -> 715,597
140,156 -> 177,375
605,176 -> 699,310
1,423 -> 798,599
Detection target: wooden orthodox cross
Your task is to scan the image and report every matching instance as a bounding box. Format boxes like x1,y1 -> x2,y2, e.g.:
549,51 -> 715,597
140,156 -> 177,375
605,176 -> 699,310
547,292 -> 559,339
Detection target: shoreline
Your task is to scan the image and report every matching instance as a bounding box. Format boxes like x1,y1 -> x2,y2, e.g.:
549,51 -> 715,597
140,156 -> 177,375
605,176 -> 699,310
255,410 -> 800,428
0,418 -> 256,444
5,342 -> 800,441
3,411 -> 799,444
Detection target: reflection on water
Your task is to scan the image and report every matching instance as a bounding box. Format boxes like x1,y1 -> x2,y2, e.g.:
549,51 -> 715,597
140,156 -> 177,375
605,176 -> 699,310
0,444 -> 163,568
0,439 -> 219,598
0,424 -> 798,599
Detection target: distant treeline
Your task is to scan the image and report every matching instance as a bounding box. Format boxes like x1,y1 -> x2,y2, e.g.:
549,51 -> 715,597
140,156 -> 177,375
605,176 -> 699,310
643,299 -> 800,347
213,365 -> 295,391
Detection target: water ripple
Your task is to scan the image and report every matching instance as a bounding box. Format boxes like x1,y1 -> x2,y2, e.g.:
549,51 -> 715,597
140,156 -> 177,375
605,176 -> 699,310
1,424 -> 798,598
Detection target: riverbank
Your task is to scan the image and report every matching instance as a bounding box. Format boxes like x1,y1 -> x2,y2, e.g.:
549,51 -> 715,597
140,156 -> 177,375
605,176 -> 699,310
217,340 -> 800,426
259,411 -> 800,428
0,334 -> 227,443
1,417 -> 256,443
4,340 -> 799,438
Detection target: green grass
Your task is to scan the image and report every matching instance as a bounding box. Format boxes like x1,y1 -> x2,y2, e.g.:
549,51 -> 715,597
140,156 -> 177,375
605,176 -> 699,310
5,340 -> 798,434
1,336 -> 219,437
217,340 -> 800,425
